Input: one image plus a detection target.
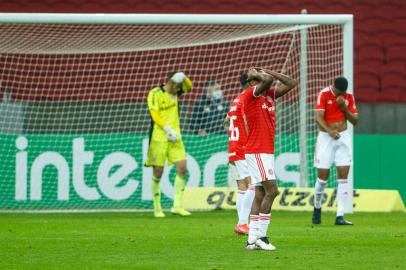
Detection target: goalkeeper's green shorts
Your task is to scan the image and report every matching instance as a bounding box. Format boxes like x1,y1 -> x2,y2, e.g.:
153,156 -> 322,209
145,139 -> 186,167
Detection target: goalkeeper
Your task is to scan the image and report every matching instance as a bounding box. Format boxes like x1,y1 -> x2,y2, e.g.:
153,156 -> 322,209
146,71 -> 193,218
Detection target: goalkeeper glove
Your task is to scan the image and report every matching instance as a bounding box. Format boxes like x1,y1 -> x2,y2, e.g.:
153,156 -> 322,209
163,125 -> 179,143
171,72 -> 185,84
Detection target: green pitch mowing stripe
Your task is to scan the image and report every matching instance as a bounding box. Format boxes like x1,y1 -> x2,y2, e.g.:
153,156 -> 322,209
0,211 -> 405,270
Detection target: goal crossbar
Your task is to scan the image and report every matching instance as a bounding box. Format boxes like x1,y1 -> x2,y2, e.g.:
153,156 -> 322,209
0,13 -> 353,25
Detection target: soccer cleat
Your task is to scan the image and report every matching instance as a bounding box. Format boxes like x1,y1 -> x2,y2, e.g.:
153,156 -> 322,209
312,207 -> 322,224
170,207 -> 191,216
245,241 -> 257,251
255,237 -> 276,251
335,216 -> 353,225
234,224 -> 250,235
153,210 -> 165,218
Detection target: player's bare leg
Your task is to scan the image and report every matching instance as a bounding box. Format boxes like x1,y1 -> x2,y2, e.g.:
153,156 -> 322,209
253,180 -> 278,251
312,169 -> 329,224
152,166 -> 165,218
246,186 -> 264,250
335,166 -> 353,225
171,160 -> 191,216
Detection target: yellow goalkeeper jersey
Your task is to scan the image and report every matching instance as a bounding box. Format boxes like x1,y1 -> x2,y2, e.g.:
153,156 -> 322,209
147,85 -> 181,142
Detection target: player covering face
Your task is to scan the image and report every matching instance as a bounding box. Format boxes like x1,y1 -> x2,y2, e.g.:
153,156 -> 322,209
312,76 -> 358,225
240,67 -> 297,251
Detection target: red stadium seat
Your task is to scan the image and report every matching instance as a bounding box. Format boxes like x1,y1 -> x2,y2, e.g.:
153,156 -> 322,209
355,70 -> 381,102
355,32 -> 384,52
356,72 -> 380,91
386,46 -> 406,64
378,89 -> 405,102
379,63 -> 406,77
358,46 -> 385,65
356,87 -> 381,103
380,74 -> 406,94
357,65 -> 380,77
394,17 -> 406,28
359,20 -> 400,35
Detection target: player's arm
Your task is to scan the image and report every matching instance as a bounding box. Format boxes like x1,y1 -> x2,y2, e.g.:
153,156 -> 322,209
223,115 -> 230,131
147,91 -> 178,142
336,96 -> 359,125
248,68 -> 274,97
316,110 -> 340,139
182,75 -> 193,93
262,69 -> 298,98
173,72 -> 193,95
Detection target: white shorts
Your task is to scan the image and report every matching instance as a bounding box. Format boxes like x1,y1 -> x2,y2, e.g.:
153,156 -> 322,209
228,159 -> 250,181
314,130 -> 353,169
245,153 -> 276,185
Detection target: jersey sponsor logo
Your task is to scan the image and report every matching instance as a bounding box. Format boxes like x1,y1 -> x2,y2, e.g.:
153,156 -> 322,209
228,152 -> 236,157
262,103 -> 275,112
327,100 -> 333,104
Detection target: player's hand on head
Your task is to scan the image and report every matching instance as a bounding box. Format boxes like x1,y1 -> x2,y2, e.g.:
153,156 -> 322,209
171,72 -> 185,84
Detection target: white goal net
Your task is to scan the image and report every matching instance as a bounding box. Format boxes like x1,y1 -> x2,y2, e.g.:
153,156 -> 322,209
0,14 -> 352,210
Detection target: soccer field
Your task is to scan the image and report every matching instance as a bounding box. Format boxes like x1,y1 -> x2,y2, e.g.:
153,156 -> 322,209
0,211 -> 405,270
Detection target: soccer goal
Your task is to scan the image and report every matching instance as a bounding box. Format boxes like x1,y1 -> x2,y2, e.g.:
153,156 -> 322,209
0,13 -> 353,212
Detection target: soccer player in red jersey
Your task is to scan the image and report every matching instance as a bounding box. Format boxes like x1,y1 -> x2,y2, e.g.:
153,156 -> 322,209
240,67 -> 297,251
225,75 -> 255,235
312,76 -> 358,225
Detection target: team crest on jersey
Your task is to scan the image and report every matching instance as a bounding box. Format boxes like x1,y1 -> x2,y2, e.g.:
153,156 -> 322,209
269,168 -> 274,175
262,103 -> 275,112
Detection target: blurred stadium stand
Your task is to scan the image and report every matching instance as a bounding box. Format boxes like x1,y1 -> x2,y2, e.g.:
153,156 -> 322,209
0,0 -> 405,133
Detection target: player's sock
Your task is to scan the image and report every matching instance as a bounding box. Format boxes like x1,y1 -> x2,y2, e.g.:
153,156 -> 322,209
258,213 -> 271,238
314,178 -> 327,209
337,179 -> 350,217
248,214 -> 260,244
152,176 -> 162,211
236,189 -> 246,224
173,174 -> 186,209
239,184 -> 255,225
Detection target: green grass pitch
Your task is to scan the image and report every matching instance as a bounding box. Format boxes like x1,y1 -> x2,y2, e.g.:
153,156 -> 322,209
0,210 -> 405,270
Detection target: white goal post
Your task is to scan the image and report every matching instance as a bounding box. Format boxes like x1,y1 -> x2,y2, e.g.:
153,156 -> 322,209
0,13 -> 353,212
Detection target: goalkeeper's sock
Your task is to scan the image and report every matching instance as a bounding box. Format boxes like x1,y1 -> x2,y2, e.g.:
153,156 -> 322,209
336,179 -> 350,217
314,178 -> 327,209
258,213 -> 271,238
248,214 -> 260,244
239,185 -> 255,225
236,189 -> 246,224
152,176 -> 162,211
173,174 -> 186,209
